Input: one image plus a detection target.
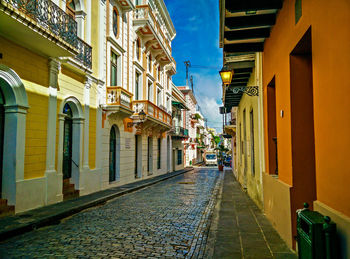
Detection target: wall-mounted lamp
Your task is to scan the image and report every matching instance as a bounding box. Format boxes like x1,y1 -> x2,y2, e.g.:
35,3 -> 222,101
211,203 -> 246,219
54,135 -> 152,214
219,65 -> 234,86
127,109 -> 146,128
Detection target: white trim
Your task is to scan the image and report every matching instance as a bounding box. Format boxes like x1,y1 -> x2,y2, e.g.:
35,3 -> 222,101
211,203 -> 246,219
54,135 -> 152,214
0,65 -> 29,206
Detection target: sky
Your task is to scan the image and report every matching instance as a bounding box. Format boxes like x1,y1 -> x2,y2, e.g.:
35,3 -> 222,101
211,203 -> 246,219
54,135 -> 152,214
164,0 -> 223,133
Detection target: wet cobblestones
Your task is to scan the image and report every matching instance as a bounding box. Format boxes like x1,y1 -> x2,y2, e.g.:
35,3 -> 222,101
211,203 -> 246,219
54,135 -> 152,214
0,168 -> 221,258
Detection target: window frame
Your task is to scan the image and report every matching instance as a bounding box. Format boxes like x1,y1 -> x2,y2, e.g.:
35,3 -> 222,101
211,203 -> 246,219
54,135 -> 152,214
110,51 -> 119,86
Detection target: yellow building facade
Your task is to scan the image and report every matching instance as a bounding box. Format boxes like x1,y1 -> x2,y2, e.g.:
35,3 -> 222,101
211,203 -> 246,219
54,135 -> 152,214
0,0 -> 177,214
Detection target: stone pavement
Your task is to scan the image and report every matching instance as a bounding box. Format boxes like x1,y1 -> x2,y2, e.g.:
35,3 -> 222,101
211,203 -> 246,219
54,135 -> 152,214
205,169 -> 297,259
0,168 -> 193,242
0,168 -> 221,258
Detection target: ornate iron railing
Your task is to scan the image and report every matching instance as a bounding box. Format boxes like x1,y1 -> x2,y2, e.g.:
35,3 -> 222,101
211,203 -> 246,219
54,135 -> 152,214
76,37 -> 92,69
2,0 -> 78,47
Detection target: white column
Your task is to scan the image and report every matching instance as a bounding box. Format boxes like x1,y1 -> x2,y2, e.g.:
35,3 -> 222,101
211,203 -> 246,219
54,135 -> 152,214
2,105 -> 27,205
83,76 -> 92,170
86,0 -> 92,44
45,59 -> 60,174
45,59 -> 62,205
75,10 -> 86,39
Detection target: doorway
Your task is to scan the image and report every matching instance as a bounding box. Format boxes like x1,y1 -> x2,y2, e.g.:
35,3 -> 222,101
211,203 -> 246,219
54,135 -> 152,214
0,89 -> 4,198
147,136 -> 153,175
109,126 -> 117,182
290,27 -> 316,244
267,77 -> 278,175
63,103 -> 73,180
173,149 -> 176,172
135,135 -> 142,178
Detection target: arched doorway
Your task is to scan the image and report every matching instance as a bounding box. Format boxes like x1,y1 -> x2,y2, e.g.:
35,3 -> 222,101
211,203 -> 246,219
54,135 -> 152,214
0,64 -> 28,208
0,88 -> 5,198
63,103 -> 73,180
59,97 -> 83,200
109,125 -> 120,182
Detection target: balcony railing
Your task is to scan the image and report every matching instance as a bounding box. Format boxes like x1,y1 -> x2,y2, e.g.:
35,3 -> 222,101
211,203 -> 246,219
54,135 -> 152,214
171,126 -> 189,138
107,86 -> 133,110
134,5 -> 172,56
2,0 -> 77,47
76,37 -> 92,69
133,100 -> 172,127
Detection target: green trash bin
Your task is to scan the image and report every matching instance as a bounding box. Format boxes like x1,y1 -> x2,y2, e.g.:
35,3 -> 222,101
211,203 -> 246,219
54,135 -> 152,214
297,203 -> 337,259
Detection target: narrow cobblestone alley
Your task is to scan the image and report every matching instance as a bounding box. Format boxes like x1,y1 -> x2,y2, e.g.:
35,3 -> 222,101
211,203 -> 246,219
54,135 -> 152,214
0,168 -> 222,258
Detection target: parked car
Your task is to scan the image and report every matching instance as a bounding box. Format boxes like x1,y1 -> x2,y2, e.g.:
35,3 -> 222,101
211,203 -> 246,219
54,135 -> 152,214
205,153 -> 217,166
224,156 -> 232,167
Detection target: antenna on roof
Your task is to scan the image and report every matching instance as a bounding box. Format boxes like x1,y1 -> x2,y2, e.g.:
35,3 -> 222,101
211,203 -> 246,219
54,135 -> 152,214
190,76 -> 194,93
184,60 -> 191,86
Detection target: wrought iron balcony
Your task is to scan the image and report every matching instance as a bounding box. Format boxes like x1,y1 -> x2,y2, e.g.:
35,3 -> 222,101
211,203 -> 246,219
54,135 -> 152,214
107,86 -> 133,110
133,100 -> 172,128
75,37 -> 92,69
171,126 -> 189,138
1,0 -> 77,49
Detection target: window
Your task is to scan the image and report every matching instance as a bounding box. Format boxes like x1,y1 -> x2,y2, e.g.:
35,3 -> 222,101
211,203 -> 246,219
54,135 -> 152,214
148,54 -> 152,73
158,66 -> 161,81
136,38 -> 141,60
295,0 -> 302,24
111,52 -> 119,86
157,89 -> 161,106
135,72 -> 140,100
157,138 -> 161,169
113,9 -> 119,37
66,0 -> 76,18
250,110 -> 255,175
177,150 -> 182,165
148,81 -> 153,102
136,0 -> 142,5
166,96 -> 169,111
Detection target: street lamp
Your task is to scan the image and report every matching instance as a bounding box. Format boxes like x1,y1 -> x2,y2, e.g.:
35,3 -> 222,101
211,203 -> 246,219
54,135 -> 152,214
219,65 -> 234,86
138,109 -> 146,122
127,109 -> 147,128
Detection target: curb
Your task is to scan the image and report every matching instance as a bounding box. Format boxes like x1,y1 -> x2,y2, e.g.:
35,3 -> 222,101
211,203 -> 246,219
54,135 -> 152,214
0,168 -> 194,242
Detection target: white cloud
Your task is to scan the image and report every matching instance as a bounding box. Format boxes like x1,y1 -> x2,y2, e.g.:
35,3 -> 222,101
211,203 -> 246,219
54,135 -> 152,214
190,73 -> 223,133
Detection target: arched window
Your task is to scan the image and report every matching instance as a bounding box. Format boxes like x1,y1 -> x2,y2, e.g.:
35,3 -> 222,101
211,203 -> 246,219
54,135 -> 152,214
136,38 -> 141,60
148,54 -> 152,72
113,8 -> 119,38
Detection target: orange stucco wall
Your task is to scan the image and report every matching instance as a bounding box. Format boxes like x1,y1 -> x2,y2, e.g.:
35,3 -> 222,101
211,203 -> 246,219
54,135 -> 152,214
263,0 -> 350,217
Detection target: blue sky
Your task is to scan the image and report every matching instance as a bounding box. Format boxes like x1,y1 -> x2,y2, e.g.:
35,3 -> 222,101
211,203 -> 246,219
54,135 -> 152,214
164,0 -> 223,133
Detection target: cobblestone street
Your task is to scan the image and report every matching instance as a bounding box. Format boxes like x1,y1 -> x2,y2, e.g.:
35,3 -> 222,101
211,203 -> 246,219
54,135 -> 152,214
0,168 -> 222,258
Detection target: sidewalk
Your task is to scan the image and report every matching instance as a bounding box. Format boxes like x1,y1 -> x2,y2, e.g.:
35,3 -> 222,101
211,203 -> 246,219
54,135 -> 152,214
205,169 -> 297,259
0,168 -> 193,242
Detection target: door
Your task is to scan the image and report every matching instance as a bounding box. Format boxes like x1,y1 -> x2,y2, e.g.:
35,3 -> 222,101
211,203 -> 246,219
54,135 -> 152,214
109,127 -> 116,182
63,104 -> 73,180
135,135 -> 138,178
173,149 -> 176,172
147,137 -> 153,174
0,89 -> 4,197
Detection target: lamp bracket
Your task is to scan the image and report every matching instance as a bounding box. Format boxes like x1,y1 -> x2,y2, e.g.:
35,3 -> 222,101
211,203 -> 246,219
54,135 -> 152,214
231,86 -> 259,96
